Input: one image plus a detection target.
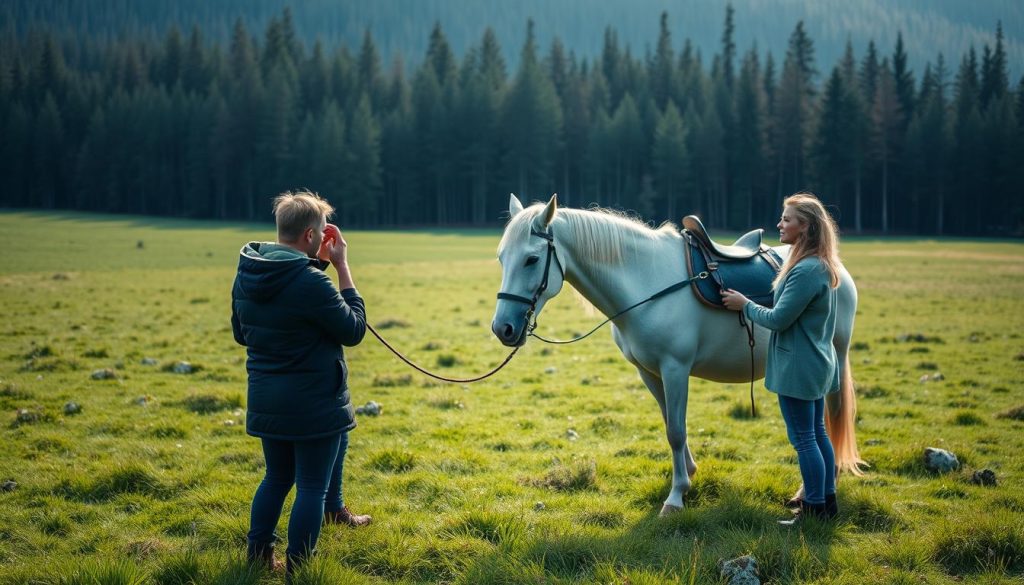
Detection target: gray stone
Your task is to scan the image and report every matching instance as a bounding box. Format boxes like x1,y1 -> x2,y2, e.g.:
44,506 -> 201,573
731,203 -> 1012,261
1,480 -> 15,492
91,368 -> 116,380
924,447 -> 959,473
719,555 -> 760,585
971,469 -> 997,486
544,367 -> 557,374
63,401 -> 82,415
534,501 -> 546,511
15,409 -> 38,424
140,357 -> 158,366
355,401 -> 381,416
566,429 -> 580,441
170,361 -> 193,374
135,395 -> 152,406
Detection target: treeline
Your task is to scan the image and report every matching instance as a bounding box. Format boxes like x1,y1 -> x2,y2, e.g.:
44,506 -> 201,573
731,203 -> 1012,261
0,7 -> 1021,234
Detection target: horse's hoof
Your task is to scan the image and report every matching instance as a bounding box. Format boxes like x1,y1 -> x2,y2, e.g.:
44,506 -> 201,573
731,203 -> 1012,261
659,504 -> 684,517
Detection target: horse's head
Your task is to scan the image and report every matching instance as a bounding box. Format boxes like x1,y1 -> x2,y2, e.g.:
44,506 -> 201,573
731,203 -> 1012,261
492,194 -> 565,346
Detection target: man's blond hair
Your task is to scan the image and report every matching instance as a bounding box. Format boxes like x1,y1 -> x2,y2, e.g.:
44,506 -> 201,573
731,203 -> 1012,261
272,190 -> 335,242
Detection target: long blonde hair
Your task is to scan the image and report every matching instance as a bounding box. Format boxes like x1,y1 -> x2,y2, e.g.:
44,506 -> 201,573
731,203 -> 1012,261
773,192 -> 841,289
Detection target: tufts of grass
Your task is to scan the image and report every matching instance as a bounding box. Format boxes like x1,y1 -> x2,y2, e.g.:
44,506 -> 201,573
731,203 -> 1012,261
370,449 -> 416,473
50,558 -> 149,585
372,373 -> 413,387
996,404 -> 1024,421
375,318 -> 410,329
447,509 -> 526,546
428,396 -> 465,410
180,393 -> 242,414
589,415 -> 622,437
436,354 -> 460,368
152,548 -> 203,585
727,399 -> 760,419
874,532 -> 932,572
148,424 -> 188,439
527,534 -> 606,579
932,512 -> 1024,574
526,458 -> 598,492
859,385 -> 890,398
55,463 -> 165,502
289,555 -> 375,585
951,410 -> 986,426
577,509 -> 625,529
841,488 -> 903,531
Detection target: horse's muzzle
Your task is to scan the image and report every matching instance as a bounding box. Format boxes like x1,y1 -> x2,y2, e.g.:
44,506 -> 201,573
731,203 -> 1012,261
491,319 -> 526,347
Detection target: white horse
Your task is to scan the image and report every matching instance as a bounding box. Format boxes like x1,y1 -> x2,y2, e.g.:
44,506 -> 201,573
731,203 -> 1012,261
491,195 -> 863,515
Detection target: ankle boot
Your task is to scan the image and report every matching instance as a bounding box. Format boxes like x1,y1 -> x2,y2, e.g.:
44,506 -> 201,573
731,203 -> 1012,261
324,506 -> 372,527
825,493 -> 838,519
246,540 -> 283,571
778,500 -> 828,526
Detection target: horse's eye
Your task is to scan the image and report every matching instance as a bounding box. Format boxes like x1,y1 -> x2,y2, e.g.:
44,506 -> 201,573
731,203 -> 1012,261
525,256 -> 539,266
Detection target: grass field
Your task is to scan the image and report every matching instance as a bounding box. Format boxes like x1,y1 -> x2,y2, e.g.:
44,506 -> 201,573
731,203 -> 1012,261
0,210 -> 1022,585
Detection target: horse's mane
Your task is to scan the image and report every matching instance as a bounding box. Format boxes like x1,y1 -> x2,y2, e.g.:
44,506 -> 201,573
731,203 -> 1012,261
499,203 -> 678,264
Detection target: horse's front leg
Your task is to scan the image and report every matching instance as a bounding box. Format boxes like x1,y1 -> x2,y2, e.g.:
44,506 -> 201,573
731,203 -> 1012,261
637,368 -> 698,481
658,363 -> 693,516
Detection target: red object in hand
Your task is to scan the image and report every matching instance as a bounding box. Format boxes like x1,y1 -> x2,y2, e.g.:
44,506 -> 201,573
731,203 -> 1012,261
323,224 -> 340,246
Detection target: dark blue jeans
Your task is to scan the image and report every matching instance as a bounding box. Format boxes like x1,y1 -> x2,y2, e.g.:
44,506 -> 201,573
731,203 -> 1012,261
248,434 -> 341,561
777,394 -> 836,505
325,430 -> 349,513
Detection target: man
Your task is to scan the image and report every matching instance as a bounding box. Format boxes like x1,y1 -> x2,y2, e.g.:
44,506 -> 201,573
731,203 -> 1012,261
231,190 -> 371,575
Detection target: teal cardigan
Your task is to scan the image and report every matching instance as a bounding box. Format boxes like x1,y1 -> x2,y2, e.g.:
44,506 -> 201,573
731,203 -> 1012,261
742,256 -> 839,400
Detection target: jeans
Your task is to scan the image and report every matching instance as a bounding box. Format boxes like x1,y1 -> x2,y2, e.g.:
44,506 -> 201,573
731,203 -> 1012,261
325,430 -> 349,513
248,434 -> 341,561
777,394 -> 836,505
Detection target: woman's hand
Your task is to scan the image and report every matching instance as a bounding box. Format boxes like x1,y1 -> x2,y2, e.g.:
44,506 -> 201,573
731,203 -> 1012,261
720,288 -> 749,311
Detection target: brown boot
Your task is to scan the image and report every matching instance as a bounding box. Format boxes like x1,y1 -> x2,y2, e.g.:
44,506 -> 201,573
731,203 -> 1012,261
324,506 -> 372,527
246,540 -> 284,572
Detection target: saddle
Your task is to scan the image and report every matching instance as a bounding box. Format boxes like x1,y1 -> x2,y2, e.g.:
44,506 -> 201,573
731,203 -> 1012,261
681,215 -> 782,309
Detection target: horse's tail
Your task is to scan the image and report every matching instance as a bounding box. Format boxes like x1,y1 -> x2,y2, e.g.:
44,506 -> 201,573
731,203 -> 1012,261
826,353 -> 867,475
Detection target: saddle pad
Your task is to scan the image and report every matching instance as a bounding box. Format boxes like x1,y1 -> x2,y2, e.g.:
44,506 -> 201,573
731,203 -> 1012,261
684,233 -> 782,309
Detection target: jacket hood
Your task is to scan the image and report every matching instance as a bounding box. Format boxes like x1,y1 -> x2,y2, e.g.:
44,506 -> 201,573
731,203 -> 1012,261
234,242 -> 318,302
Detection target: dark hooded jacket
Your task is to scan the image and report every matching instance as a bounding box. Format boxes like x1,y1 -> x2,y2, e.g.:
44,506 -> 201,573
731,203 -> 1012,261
231,242 -> 366,440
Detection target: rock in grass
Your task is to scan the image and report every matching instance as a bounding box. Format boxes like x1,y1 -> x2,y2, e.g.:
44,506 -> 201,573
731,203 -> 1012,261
566,429 -> 580,441
355,401 -> 381,416
1,480 -> 15,492
971,469 -> 997,486
170,361 -> 193,374
15,409 -> 39,424
63,401 -> 82,415
918,372 -> 944,383
924,447 -> 959,473
534,501 -> 546,511
91,368 -> 117,380
718,555 -> 760,585
135,395 -> 153,406
140,357 -> 158,366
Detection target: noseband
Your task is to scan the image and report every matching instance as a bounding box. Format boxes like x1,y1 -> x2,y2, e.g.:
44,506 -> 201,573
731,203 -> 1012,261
496,227 -> 564,344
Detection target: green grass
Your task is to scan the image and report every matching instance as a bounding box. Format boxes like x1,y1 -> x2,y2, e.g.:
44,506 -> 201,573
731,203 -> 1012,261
1,210 -> 1023,584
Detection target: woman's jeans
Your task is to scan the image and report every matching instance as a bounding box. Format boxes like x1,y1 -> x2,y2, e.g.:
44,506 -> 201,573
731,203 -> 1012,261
247,434 -> 341,561
777,394 -> 836,505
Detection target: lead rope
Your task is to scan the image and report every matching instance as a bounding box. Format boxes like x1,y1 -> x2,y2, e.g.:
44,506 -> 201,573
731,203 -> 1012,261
737,310 -> 757,417
366,322 -> 520,383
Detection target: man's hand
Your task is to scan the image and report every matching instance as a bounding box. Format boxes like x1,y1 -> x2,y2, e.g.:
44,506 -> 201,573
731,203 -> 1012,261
324,224 -> 347,267
720,288 -> 749,311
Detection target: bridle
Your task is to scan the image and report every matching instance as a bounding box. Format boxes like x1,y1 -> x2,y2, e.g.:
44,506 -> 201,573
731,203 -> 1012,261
495,227 -> 564,346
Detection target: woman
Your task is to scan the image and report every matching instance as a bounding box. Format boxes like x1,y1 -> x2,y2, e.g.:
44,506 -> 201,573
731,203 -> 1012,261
721,192 -> 841,524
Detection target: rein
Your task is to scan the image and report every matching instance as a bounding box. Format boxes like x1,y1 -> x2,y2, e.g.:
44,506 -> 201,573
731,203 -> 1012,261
497,226 -> 710,345
497,225 -> 758,417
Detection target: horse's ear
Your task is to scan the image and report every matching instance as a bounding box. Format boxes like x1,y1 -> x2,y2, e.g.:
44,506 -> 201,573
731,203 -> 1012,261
540,193 -> 558,228
509,194 -> 524,218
